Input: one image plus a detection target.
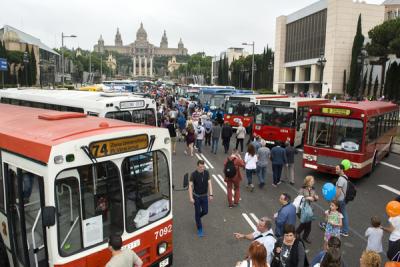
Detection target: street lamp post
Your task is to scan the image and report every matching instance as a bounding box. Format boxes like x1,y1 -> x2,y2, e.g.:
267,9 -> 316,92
61,32 -> 77,87
242,42 -> 255,90
317,53 -> 327,94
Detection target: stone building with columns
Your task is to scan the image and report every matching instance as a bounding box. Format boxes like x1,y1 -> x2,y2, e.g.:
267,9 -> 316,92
94,23 -> 188,77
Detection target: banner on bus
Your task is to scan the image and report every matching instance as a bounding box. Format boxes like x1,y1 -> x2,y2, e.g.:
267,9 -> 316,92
89,134 -> 149,158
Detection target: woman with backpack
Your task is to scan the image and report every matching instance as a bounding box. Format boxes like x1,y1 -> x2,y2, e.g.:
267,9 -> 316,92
236,121 -> 247,153
245,144 -> 258,192
236,241 -> 270,267
296,176 -> 319,244
224,149 -> 245,208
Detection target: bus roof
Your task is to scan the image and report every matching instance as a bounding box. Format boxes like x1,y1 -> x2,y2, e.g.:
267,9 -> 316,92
0,104 -> 149,163
316,101 -> 399,115
258,97 -> 329,107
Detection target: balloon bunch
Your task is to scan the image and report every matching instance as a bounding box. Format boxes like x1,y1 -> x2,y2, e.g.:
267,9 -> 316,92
386,201 -> 400,218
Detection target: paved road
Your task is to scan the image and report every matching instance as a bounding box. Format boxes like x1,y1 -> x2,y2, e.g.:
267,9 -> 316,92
171,139 -> 400,266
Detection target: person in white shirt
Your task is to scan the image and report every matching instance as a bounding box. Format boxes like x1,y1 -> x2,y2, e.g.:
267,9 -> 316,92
234,217 -> 276,265
244,144 -> 258,192
382,213 -> 400,261
365,216 -> 383,253
106,234 -> 143,267
196,121 -> 206,153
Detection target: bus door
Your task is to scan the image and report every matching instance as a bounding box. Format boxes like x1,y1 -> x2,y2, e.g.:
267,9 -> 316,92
4,163 -> 48,267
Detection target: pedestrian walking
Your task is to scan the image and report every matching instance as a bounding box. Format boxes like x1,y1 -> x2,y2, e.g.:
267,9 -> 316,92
251,136 -> 262,152
235,121 -> 246,152
184,123 -> 195,157
234,217 -> 276,265
106,234 -> 143,267
195,121 -> 205,153
166,118 -> 177,155
270,142 -> 287,187
271,224 -> 308,267
177,115 -> 186,142
324,200 -> 343,247
274,193 -> 296,238
221,121 -> 233,154
244,144 -> 257,192
211,121 -> 221,154
224,149 -> 245,208
296,176 -> 318,244
334,164 -> 350,237
365,216 -> 383,253
204,117 -> 213,146
284,140 -> 296,185
381,212 -> 400,262
235,241 -> 270,267
256,141 -> 270,188
188,160 -> 213,237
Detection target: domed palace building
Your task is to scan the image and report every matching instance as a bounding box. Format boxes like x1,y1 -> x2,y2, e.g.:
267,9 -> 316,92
93,23 -> 188,77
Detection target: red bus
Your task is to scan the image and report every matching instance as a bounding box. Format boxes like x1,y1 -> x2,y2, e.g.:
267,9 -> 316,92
224,94 -> 288,129
303,101 -> 399,178
253,97 -> 330,147
0,104 -> 172,267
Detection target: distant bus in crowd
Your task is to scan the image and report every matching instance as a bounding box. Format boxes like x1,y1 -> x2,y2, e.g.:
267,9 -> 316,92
0,88 -> 157,126
0,104 -> 173,267
224,94 -> 288,129
303,100 -> 399,178
253,97 -> 330,147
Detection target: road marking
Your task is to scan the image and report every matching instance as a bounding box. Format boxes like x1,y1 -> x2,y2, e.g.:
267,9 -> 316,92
242,213 -> 257,231
250,213 -> 259,224
381,161 -> 400,170
378,184 -> 400,195
199,153 -> 214,169
212,174 -> 227,194
195,153 -> 210,169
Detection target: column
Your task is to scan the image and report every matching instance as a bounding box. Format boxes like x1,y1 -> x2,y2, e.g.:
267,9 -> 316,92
133,57 -> 136,77
139,57 -> 142,76
144,57 -> 148,76
150,57 -> 153,77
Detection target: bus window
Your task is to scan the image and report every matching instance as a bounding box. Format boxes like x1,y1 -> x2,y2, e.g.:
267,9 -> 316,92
132,109 -> 156,126
122,151 -> 170,233
367,117 -> 377,143
225,101 -> 254,116
256,106 -> 295,128
333,118 -> 363,152
307,116 -> 334,147
105,111 -> 132,122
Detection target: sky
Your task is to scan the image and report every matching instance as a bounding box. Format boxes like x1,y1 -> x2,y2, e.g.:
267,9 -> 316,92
1,0 -> 384,56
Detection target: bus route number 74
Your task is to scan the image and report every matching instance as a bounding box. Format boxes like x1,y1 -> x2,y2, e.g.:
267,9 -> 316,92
154,225 -> 172,239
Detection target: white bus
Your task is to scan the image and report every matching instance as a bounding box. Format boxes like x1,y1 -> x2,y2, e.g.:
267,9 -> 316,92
0,88 -> 157,126
0,104 -> 173,267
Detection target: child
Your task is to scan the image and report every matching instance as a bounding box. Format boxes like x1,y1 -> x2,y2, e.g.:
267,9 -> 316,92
324,200 -> 343,247
365,216 -> 383,253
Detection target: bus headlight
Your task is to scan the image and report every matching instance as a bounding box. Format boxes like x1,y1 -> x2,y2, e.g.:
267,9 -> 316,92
303,154 -> 316,161
158,242 -> 168,255
54,155 -> 64,164
351,163 -> 361,169
164,137 -> 171,144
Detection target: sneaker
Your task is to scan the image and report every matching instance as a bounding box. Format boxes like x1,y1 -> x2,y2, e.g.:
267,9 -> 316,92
197,228 -> 204,237
229,205 -> 234,209
233,203 -> 239,207
277,181 -> 282,185
272,183 -> 277,188
340,232 -> 349,237
250,184 -> 255,192
289,182 -> 295,185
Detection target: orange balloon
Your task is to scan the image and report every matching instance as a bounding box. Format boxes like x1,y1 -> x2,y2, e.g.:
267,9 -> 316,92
386,201 -> 400,218
385,262 -> 400,267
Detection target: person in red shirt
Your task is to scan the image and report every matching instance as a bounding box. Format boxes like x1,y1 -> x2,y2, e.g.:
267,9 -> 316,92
224,149 -> 245,208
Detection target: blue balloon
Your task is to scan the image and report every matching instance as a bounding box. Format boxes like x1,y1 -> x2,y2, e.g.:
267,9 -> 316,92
322,183 -> 336,201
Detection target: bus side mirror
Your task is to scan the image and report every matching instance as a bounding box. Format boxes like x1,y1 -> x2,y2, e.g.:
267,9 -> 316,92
42,206 -> 56,227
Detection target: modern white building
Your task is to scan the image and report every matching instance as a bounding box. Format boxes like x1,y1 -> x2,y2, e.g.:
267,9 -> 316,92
273,0 -> 385,96
212,47 -> 249,84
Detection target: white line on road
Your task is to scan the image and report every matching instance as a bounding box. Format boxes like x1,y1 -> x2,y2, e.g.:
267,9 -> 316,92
381,161 -> 400,170
199,153 -> 214,169
195,153 -> 210,169
242,213 -> 257,231
250,213 -> 259,224
212,174 -> 227,194
378,184 -> 400,195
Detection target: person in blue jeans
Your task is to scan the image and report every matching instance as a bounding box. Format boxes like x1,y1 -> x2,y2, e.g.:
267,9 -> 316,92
335,164 -> 350,237
256,141 -> 270,188
188,160 -> 213,237
270,141 -> 287,187
211,121 -> 221,154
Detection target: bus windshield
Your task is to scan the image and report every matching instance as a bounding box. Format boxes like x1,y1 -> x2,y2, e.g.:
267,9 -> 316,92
307,116 -> 364,152
106,109 -> 156,126
255,106 -> 295,128
209,95 -> 226,108
225,100 -> 255,116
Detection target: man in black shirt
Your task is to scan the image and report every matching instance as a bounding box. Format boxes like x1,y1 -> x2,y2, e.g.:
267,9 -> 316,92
189,160 -> 213,237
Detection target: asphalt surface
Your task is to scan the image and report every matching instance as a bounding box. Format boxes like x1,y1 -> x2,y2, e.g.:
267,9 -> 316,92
171,139 -> 400,267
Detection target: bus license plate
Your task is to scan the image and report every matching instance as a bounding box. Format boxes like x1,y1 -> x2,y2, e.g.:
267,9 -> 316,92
159,258 -> 169,267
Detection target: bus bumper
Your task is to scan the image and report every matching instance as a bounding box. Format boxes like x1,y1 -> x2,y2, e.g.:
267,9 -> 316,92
151,253 -> 173,267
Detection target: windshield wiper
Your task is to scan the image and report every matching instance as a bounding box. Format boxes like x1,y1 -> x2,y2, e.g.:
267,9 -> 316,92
147,135 -> 156,153
81,146 -> 99,194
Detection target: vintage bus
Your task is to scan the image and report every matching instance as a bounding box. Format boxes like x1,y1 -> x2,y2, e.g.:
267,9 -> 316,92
224,94 -> 288,129
0,104 -> 172,267
0,88 -> 157,126
303,101 -> 399,178
253,97 -> 330,147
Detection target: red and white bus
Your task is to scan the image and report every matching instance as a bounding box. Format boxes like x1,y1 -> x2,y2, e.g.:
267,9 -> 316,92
0,104 -> 172,267
253,97 -> 330,147
303,101 -> 399,178
224,94 -> 288,129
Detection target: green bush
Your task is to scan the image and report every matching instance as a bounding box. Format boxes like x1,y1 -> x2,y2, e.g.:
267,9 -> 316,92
256,89 -> 275,94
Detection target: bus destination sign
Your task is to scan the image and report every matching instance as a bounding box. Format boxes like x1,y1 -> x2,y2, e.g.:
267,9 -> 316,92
120,100 -> 145,109
89,134 -> 149,158
322,108 -> 351,116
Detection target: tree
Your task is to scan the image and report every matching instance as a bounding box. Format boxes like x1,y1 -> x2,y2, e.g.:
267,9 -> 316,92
30,47 -> 37,85
347,14 -> 365,97
24,44 -> 32,86
367,65 -> 373,97
342,70 -> 347,93
373,76 -> 379,99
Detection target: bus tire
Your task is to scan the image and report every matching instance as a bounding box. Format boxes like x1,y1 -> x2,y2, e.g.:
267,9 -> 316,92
0,238 -> 10,267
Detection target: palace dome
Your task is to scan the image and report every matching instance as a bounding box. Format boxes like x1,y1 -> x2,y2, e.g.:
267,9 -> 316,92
136,22 -> 147,41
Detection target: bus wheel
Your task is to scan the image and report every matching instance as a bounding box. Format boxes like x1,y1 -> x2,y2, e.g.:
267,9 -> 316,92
0,239 -> 10,267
